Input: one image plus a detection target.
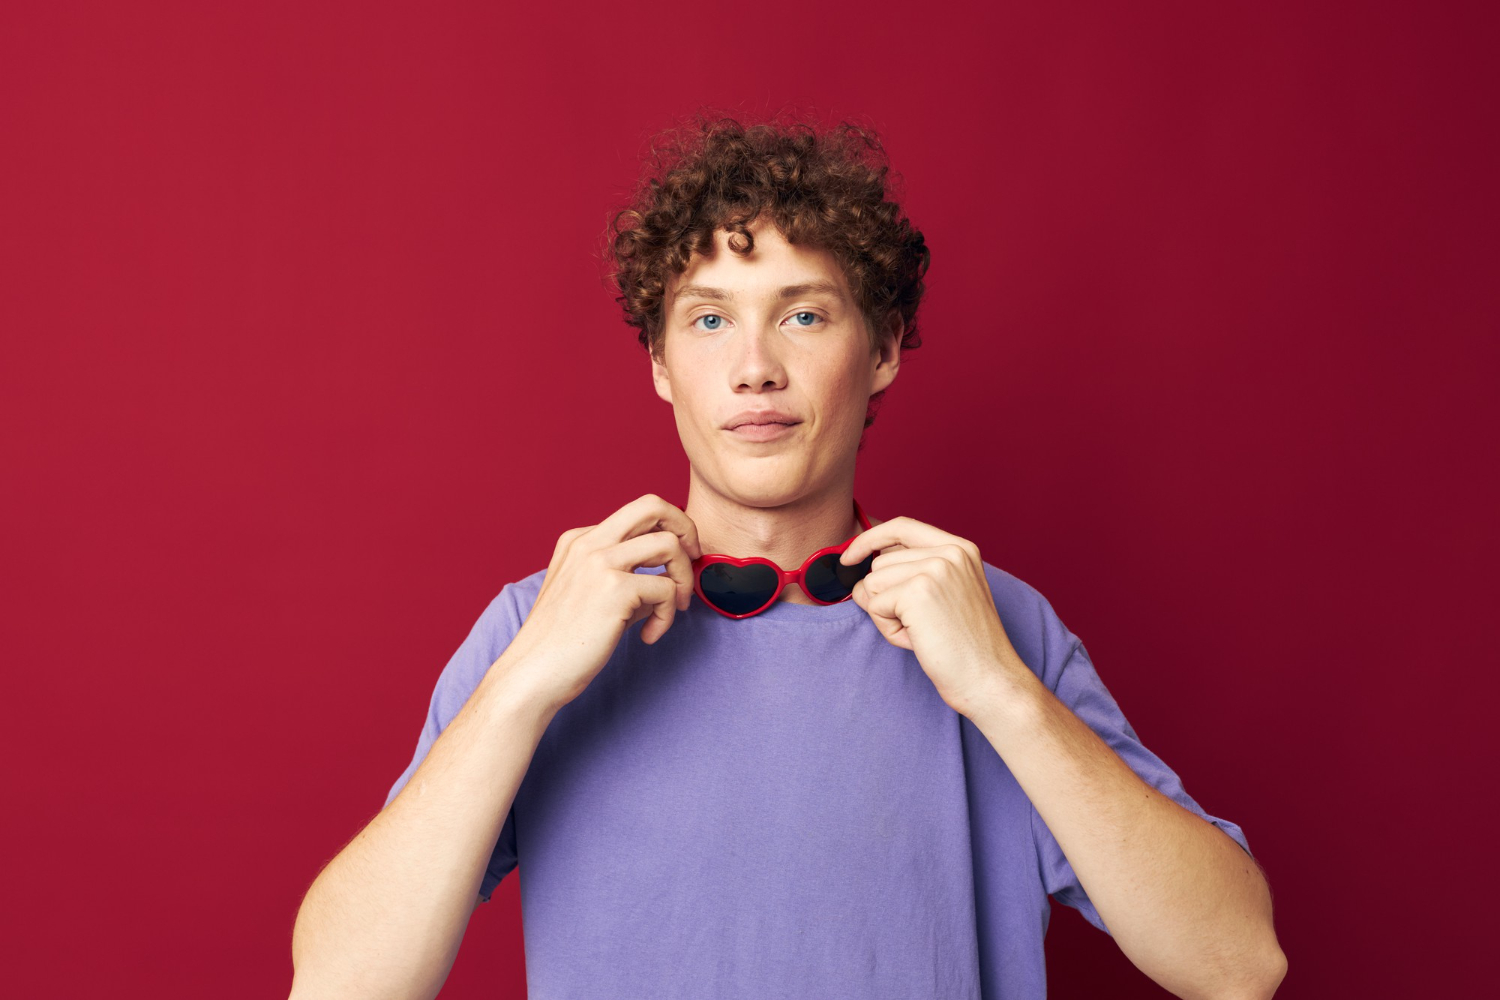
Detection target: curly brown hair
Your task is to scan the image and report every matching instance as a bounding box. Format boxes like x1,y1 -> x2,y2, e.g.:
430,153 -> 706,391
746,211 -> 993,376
602,111 -> 930,420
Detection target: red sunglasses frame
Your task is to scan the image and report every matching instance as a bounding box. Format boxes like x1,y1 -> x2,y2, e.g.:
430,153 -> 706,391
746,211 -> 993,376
690,498 -> 873,619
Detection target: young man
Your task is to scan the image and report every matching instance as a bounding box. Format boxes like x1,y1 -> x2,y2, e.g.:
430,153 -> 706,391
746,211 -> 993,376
289,116 -> 1286,1000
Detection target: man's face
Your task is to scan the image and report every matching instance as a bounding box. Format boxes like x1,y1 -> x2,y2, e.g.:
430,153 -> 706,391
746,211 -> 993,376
651,217 -> 901,508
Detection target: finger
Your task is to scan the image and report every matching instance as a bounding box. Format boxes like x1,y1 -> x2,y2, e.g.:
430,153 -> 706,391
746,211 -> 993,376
839,516 -> 964,566
854,564 -> 929,623
597,494 -> 704,562
856,544 -> 926,571
606,530 -> 698,610
861,557 -> 947,597
858,541 -> 969,572
635,573 -> 678,644
850,575 -> 910,644
625,572 -> 675,632
620,495 -> 701,606
554,524 -> 594,556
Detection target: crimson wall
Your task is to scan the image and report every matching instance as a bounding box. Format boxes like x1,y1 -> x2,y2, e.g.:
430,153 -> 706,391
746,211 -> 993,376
2,2 -> 1493,996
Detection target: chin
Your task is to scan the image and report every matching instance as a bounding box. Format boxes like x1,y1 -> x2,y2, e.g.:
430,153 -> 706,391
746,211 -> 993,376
710,471 -> 808,505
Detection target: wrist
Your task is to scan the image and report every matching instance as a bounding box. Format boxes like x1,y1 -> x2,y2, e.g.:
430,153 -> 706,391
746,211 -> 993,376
479,648 -> 568,728
958,653 -> 1048,732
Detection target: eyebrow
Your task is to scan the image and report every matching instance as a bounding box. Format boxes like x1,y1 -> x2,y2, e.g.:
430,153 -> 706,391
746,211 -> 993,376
671,280 -> 847,309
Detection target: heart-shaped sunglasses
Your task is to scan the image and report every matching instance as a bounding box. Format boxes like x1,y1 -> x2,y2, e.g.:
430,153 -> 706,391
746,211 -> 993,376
690,498 -> 875,618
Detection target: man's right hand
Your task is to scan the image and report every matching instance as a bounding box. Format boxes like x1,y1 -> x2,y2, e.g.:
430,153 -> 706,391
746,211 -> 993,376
499,493 -> 703,712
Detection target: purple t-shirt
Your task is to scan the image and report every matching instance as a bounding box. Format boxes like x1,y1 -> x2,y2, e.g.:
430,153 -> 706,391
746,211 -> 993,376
384,560 -> 1253,999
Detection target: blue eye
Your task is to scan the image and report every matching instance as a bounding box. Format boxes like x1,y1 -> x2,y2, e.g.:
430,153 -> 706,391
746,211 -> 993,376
690,311 -> 824,332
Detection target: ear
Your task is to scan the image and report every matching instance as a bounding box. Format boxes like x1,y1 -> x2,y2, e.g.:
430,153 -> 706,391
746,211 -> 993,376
651,346 -> 673,404
870,312 -> 902,394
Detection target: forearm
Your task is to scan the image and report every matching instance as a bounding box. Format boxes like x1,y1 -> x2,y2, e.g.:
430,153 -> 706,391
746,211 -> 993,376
964,660 -> 1285,1000
289,650 -> 560,1000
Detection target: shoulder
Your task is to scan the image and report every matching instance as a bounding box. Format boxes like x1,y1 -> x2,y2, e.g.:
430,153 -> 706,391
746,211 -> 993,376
979,558 -> 1057,624
458,567 -> 549,644
978,559 -> 1079,687
980,558 -> 1044,606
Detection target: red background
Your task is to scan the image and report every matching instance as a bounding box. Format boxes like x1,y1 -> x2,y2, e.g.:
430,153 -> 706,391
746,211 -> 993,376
2,2 -> 1494,997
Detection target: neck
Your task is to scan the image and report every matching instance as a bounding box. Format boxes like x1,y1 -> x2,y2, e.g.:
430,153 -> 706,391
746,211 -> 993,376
683,478 -> 865,606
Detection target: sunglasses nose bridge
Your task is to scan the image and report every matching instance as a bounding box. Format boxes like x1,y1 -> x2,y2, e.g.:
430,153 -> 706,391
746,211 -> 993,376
784,551 -> 827,594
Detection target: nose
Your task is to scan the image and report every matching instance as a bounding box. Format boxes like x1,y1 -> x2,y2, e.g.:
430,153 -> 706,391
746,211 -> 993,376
729,320 -> 788,391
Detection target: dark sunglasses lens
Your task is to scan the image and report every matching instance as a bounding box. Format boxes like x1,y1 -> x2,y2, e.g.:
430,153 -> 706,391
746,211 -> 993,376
700,562 -> 781,616
803,551 -> 874,603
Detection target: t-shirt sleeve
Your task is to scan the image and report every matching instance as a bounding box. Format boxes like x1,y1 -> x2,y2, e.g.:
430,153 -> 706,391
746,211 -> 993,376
1028,605 -> 1255,937
382,584 -> 526,903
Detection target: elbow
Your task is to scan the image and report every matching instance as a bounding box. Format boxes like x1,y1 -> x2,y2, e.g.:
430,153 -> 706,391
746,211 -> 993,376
1258,945 -> 1289,998
1186,929 -> 1285,1000
1224,944 -> 1287,1000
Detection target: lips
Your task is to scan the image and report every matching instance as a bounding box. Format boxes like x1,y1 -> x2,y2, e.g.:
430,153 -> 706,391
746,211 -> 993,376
728,421 -> 799,442
724,410 -> 801,430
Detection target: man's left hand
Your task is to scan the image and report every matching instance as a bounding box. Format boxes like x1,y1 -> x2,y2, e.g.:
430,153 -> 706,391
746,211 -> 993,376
840,516 -> 1027,718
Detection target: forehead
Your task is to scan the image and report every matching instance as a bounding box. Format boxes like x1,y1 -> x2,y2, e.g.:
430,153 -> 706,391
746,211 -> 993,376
666,223 -> 852,311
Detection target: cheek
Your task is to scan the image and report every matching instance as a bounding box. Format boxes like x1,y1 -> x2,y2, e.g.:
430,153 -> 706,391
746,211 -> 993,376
821,363 -> 870,424
671,385 -> 716,444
